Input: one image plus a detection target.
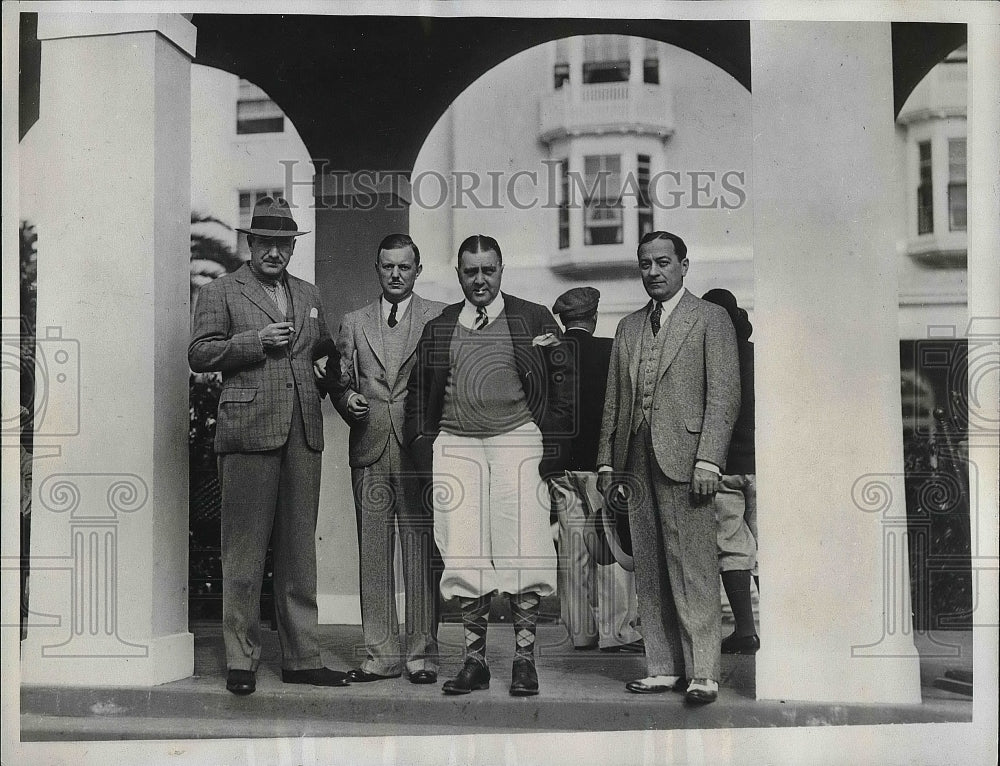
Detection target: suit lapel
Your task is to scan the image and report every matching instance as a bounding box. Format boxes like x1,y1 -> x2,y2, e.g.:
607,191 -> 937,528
361,299 -> 386,370
403,294 -> 426,364
624,306 -> 646,387
656,291 -> 697,380
237,265 -> 284,325
287,277 -> 307,346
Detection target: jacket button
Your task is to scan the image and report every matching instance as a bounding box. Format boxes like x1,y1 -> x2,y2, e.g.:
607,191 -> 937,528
286,383 -> 293,389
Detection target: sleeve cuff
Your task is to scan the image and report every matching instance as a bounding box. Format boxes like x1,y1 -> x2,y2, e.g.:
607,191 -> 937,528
695,460 -> 721,475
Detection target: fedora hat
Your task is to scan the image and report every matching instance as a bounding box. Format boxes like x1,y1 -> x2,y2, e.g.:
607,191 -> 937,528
236,196 -> 309,237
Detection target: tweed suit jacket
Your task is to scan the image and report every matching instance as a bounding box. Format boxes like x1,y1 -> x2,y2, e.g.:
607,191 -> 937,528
333,294 -> 446,468
189,263 -> 333,454
597,289 -> 740,482
403,293 -> 572,478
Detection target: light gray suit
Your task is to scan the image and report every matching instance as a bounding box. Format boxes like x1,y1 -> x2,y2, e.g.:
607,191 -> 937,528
335,294 -> 445,675
598,289 -> 739,680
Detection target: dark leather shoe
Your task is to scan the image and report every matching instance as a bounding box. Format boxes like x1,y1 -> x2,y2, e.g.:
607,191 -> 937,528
408,669 -> 438,685
509,658 -> 539,697
281,667 -> 350,687
721,632 -> 760,655
346,668 -> 401,682
226,669 -> 256,696
625,675 -> 684,694
600,640 -> 645,654
442,658 -> 490,695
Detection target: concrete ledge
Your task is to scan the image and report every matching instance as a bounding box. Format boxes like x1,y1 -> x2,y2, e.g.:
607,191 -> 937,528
20,625 -> 972,741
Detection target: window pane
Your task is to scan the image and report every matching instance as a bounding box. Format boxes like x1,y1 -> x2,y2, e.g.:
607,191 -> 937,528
949,139 -> 966,183
949,184 -> 967,231
917,141 -> 933,235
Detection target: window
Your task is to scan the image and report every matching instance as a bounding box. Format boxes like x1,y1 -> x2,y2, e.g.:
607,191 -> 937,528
948,138 -> 966,231
554,39 -> 570,90
582,36 -> 629,84
917,141 -> 933,235
583,154 -> 623,246
558,159 -> 570,249
237,188 -> 284,259
236,80 -> 285,135
637,154 -> 653,239
643,39 -> 659,85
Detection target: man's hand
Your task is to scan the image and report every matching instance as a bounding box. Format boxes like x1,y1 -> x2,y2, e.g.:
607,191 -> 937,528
313,355 -> 329,380
259,322 -> 295,349
596,468 -> 614,496
347,392 -> 370,421
690,466 -> 720,503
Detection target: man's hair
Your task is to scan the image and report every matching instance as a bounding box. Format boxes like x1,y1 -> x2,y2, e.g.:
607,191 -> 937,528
638,230 -> 687,260
457,234 -> 502,264
376,233 -> 420,265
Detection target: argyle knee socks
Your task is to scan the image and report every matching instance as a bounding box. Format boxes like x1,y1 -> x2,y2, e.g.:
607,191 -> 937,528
458,594 -> 492,664
509,591 -> 540,663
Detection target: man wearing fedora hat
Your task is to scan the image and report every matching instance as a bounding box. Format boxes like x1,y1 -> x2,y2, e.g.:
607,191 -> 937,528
548,287 -> 643,655
189,196 -> 351,695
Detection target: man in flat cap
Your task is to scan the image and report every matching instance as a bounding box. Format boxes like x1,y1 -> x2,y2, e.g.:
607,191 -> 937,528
549,287 -> 643,654
189,196 -> 351,695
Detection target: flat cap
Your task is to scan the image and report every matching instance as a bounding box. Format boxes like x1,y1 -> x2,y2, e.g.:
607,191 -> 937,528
552,286 -> 600,320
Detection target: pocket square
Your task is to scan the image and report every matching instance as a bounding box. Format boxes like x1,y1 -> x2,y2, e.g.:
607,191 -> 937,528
532,332 -> 560,347
309,307 -> 318,318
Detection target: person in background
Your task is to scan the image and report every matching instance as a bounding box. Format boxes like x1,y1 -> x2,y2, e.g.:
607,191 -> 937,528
702,288 -> 759,655
548,287 -> 643,655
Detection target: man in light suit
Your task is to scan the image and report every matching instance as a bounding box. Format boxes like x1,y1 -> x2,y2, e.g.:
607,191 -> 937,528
334,233 -> 445,684
597,230 -> 739,704
189,197 -> 351,695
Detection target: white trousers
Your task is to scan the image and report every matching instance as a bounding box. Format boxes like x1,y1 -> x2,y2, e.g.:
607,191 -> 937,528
432,422 -> 558,600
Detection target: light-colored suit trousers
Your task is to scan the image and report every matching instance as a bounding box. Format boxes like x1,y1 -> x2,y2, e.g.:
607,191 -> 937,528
627,422 -> 720,680
352,437 -> 439,675
549,472 -> 641,649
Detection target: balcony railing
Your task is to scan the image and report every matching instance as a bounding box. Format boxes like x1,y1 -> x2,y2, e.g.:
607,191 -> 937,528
539,82 -> 673,143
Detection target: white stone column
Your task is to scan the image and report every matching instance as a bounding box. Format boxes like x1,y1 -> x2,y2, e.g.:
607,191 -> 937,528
21,13 -> 196,686
751,22 -> 921,703
966,22 -> 1000,713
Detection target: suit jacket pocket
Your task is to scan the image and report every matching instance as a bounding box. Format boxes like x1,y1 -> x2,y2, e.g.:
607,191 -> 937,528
219,387 -> 258,404
685,417 -> 703,433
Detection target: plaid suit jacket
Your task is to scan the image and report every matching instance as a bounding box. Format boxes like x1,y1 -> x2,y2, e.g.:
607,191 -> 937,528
189,263 -> 333,453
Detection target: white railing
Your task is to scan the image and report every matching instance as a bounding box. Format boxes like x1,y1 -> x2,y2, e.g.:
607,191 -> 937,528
539,83 -> 673,141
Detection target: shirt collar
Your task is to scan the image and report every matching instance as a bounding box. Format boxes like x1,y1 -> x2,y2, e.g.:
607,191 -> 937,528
381,294 -> 413,322
650,287 -> 686,320
459,292 -> 505,329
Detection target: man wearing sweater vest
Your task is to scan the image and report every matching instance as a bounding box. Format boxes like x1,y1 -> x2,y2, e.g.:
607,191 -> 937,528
404,235 -> 570,696
334,233 -> 446,684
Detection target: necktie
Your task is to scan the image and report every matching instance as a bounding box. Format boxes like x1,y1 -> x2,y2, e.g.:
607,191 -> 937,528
387,302 -> 398,328
262,281 -> 288,317
650,302 -> 662,337
475,305 -> 488,330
